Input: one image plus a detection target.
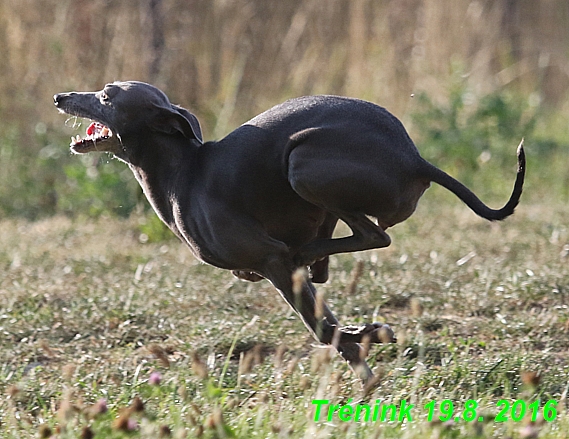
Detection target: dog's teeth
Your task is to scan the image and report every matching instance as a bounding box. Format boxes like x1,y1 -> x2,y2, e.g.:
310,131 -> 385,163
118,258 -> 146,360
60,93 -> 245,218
71,136 -> 76,145
76,135 -> 82,142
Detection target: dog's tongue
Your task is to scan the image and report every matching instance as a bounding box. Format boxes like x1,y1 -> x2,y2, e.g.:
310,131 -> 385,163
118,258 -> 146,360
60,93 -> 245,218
86,122 -> 98,136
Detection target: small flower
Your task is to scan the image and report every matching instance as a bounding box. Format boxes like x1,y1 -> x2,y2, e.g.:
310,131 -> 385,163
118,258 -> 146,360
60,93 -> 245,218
519,423 -> 540,439
94,398 -> 108,414
62,363 -> 77,382
274,345 -> 287,368
159,425 -> 172,437
130,396 -> 145,413
521,371 -> 541,388
299,375 -> 311,390
57,392 -> 76,425
85,398 -> 108,419
7,384 -> 20,399
127,419 -> 138,431
113,411 -> 138,432
204,407 -> 224,430
38,424 -> 52,439
149,371 -> 162,386
80,426 -> 95,439
190,352 -> 208,379
147,343 -> 170,368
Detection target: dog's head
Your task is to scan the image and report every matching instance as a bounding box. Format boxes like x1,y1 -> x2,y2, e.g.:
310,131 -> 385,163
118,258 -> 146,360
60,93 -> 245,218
54,81 -> 203,158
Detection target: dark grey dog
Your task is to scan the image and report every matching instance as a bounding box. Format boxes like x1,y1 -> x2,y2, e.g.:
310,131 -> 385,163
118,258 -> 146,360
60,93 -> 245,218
54,81 -> 525,382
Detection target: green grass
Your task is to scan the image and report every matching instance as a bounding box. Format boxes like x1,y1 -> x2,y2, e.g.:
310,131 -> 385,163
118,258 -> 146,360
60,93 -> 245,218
1,197 -> 569,438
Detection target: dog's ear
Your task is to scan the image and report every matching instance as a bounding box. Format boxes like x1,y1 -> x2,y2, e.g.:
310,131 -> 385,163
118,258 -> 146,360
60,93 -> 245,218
149,105 -> 203,144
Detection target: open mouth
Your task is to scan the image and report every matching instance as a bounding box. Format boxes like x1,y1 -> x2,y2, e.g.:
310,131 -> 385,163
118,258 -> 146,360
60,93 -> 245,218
70,121 -> 113,153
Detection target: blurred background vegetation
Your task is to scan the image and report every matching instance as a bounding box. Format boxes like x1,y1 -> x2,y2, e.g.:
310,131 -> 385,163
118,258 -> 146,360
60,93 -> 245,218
0,0 -> 568,221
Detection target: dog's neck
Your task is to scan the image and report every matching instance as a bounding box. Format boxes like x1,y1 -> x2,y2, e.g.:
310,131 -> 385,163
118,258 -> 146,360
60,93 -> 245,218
125,135 -> 199,233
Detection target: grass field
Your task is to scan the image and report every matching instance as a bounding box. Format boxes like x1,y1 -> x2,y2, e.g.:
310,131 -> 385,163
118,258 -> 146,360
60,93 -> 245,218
1,195 -> 569,438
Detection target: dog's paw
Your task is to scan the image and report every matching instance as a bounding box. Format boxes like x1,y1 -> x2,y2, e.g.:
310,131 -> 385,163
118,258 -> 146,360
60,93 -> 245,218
339,323 -> 396,344
231,270 -> 264,282
369,323 -> 396,343
309,258 -> 329,283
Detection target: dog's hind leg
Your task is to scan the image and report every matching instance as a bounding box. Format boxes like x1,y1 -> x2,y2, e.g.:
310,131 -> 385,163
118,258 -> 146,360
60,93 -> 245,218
308,213 -> 338,283
294,212 -> 391,267
287,135 -> 395,267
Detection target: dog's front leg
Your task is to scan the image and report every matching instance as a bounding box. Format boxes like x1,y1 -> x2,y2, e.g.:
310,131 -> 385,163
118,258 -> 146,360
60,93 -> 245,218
262,256 -> 395,383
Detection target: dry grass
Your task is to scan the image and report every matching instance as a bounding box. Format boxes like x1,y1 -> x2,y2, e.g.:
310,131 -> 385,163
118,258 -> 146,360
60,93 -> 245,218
2,0 -> 569,139
1,197 -> 569,438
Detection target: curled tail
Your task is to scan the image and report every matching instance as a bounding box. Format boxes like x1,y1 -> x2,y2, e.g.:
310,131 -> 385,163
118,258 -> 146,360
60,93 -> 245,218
421,139 -> 525,221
